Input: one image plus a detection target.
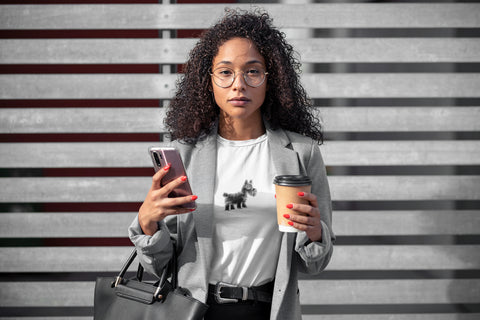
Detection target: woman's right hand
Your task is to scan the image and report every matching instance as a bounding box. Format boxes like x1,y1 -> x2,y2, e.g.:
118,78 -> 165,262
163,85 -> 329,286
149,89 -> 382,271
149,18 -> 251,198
138,164 -> 197,236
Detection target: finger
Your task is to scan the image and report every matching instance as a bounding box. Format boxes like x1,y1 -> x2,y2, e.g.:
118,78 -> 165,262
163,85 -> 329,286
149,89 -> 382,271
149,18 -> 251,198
282,213 -> 311,231
286,203 -> 320,218
283,212 -> 319,227
158,174 -> 188,197
288,221 -> 321,237
161,194 -> 198,209
287,220 -> 309,232
297,191 -> 318,208
286,217 -> 321,238
163,206 -> 195,216
151,163 -> 171,190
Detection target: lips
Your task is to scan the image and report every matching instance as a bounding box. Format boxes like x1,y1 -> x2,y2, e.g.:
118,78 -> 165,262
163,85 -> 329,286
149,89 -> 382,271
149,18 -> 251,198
228,97 -> 250,106
228,97 -> 250,102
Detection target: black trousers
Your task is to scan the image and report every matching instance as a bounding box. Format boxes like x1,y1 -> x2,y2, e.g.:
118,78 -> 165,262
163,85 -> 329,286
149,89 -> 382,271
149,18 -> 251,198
204,295 -> 271,320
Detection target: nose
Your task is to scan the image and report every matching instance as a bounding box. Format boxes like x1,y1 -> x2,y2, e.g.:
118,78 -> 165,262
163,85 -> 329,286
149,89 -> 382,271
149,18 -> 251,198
232,72 -> 247,91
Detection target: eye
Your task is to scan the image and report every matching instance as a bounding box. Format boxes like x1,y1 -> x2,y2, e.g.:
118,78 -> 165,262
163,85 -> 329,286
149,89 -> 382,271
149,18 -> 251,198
245,68 -> 261,75
215,68 -> 233,77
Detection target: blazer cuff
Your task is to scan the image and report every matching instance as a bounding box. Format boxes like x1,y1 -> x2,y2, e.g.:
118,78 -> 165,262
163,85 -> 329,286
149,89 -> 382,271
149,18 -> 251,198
128,216 -> 171,255
295,221 -> 333,262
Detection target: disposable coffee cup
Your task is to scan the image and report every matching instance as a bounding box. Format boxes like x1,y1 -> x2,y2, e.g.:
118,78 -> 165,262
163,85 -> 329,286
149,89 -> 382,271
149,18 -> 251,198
274,175 -> 312,232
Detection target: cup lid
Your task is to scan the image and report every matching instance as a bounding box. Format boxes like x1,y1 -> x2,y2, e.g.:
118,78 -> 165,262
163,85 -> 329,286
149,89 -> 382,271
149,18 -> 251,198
273,175 -> 311,186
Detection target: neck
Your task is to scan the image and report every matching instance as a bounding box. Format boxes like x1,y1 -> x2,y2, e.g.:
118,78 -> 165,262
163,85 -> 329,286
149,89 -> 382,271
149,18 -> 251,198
218,113 -> 265,141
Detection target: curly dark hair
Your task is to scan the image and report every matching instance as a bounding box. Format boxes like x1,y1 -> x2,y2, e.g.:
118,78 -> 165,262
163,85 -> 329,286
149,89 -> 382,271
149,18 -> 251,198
165,8 -> 323,144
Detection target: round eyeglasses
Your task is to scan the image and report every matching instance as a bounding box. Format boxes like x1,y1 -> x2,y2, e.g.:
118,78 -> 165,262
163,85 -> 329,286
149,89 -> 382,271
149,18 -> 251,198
210,67 -> 268,88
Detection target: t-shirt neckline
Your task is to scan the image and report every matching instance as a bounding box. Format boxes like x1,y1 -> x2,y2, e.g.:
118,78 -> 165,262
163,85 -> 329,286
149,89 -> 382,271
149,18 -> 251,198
216,133 -> 268,147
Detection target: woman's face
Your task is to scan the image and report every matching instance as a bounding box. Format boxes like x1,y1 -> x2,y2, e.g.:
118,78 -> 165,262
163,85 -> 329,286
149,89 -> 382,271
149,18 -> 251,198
211,37 -> 267,125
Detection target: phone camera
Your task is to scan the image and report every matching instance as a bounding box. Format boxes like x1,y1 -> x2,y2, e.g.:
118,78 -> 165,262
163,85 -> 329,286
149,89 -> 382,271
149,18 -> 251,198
153,152 -> 162,166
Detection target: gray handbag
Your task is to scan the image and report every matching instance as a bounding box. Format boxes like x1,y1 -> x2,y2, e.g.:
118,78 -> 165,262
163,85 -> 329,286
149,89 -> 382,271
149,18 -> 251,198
94,245 -> 208,320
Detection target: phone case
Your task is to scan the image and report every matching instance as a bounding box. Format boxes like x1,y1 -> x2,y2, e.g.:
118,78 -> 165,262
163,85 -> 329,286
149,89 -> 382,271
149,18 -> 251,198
149,147 -> 196,209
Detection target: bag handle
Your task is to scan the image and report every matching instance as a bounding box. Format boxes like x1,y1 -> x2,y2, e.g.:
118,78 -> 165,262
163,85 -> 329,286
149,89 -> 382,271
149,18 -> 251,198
157,244 -> 178,288
115,242 -> 178,288
114,248 -> 137,287
171,243 -> 178,287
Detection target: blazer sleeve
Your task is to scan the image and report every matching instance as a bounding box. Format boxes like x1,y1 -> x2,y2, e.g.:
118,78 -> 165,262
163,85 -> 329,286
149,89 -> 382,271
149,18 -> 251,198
128,141 -> 181,279
128,215 -> 177,279
294,140 -> 335,274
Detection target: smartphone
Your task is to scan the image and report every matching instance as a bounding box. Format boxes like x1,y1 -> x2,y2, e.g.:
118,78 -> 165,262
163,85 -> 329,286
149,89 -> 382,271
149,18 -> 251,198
148,147 -> 196,209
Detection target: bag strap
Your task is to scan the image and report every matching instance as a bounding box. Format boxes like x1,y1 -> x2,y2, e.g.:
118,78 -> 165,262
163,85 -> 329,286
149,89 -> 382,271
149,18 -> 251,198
171,243 -> 178,288
157,242 -> 178,288
115,242 -> 178,288
114,248 -> 137,286
136,262 -> 144,282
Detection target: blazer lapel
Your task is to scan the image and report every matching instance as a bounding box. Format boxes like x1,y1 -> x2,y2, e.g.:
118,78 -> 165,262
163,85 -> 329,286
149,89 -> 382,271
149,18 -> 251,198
189,134 -> 217,238
267,125 -> 303,177
186,133 -> 217,287
267,127 -> 301,319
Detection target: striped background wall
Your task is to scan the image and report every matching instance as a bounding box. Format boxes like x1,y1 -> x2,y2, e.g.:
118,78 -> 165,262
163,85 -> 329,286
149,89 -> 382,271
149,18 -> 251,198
1,0 -> 479,319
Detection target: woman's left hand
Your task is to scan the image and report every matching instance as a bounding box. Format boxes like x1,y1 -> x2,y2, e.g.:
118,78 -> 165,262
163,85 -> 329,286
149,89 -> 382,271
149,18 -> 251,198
284,191 -> 322,242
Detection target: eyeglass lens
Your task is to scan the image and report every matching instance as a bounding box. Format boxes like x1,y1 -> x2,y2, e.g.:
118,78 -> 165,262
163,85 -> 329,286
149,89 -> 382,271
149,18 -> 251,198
212,67 -> 266,88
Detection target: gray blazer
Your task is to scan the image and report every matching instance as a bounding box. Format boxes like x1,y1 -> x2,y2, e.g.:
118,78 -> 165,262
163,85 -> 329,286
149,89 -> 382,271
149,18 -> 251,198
129,125 -> 335,320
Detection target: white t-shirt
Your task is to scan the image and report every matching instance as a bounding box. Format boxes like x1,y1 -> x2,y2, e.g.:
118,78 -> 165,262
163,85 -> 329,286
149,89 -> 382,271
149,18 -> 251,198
209,134 -> 282,287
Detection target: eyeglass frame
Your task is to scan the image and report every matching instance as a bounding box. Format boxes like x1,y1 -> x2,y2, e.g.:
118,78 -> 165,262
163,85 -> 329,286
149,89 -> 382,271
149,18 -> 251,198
209,66 -> 269,88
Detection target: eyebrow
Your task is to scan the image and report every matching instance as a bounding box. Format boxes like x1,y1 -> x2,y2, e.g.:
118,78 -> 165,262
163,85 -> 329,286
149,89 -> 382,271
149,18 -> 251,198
214,60 -> 264,67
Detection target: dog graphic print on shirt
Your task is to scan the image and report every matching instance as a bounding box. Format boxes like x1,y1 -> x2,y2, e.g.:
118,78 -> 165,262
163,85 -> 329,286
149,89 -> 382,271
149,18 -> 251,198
223,180 -> 257,211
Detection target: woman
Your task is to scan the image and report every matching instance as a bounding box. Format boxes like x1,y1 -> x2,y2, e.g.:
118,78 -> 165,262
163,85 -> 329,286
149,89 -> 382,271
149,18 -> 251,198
129,9 -> 334,320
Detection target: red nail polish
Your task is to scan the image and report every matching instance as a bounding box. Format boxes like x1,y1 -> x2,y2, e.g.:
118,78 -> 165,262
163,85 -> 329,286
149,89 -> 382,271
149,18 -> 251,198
288,221 -> 294,226
298,191 -> 305,197
189,208 -> 196,212
286,204 -> 293,209
163,164 -> 171,171
191,195 -> 198,201
181,176 -> 187,181
274,194 -> 277,198
283,214 -> 290,219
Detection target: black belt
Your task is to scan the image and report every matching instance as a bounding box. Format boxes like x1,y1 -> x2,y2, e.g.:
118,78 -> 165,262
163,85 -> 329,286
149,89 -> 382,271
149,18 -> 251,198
208,281 -> 273,304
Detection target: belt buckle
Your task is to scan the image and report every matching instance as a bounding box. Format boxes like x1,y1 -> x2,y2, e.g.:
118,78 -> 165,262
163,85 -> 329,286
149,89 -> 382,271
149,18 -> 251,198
215,282 -> 247,304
